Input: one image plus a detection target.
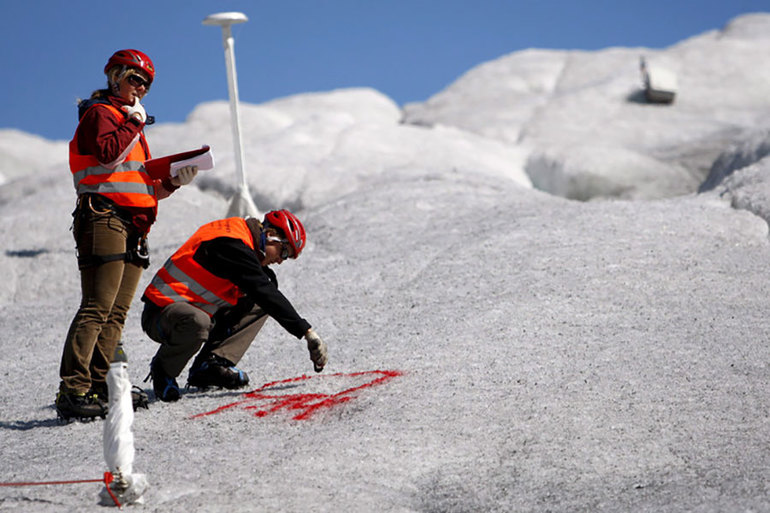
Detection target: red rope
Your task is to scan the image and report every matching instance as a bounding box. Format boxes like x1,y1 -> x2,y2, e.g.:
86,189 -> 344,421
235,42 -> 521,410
0,478 -> 102,486
0,471 -> 121,508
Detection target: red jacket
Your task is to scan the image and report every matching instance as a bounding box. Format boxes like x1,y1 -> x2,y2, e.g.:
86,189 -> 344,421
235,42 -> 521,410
70,94 -> 176,227
74,95 -> 150,166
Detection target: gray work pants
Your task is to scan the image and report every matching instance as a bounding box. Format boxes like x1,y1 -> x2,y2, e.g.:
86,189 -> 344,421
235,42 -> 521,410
142,301 -> 268,378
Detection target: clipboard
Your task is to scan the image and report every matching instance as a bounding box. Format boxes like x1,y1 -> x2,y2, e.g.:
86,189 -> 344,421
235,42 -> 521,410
144,145 -> 214,180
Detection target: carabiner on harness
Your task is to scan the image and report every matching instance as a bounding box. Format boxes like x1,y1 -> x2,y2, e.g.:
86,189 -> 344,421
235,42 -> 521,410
131,236 -> 150,268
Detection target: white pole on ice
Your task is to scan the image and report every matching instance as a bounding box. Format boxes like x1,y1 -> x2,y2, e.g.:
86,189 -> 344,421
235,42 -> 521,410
203,11 -> 260,218
101,347 -> 148,506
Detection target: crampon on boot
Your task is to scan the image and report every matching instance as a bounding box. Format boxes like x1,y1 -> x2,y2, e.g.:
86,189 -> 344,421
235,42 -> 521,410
91,382 -> 150,411
55,391 -> 107,422
131,386 -> 150,410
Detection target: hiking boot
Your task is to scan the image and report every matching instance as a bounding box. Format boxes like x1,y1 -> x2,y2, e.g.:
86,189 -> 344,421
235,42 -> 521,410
55,391 -> 107,422
91,382 -> 149,411
90,382 -> 109,403
146,357 -> 180,402
187,355 -> 249,390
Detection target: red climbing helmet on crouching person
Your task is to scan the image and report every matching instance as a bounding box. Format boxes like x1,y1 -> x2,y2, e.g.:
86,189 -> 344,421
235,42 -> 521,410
263,209 -> 306,258
104,49 -> 155,82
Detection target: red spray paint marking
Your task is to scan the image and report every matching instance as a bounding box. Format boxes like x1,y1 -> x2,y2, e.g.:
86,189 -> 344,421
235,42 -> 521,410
190,369 -> 403,421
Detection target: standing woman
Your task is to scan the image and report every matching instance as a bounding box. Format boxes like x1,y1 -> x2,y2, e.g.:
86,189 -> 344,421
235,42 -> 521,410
57,49 -> 198,421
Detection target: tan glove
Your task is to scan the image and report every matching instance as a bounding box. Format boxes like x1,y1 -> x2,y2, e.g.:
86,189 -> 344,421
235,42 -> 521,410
121,97 -> 146,123
170,165 -> 198,186
305,329 -> 328,372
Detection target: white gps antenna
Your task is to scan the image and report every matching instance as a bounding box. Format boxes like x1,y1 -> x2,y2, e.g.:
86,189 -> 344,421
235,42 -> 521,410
203,12 -> 260,218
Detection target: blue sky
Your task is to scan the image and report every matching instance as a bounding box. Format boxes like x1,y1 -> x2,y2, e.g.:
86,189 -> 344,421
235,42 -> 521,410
2,0 -> 767,141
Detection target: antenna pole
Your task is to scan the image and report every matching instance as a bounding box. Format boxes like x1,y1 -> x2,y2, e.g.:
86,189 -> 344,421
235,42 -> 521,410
203,12 -> 260,218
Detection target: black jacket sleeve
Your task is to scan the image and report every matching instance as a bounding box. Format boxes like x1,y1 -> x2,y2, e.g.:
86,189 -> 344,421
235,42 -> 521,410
193,237 -> 311,338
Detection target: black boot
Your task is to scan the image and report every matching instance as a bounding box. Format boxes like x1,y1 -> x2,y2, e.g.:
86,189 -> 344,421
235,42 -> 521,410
55,391 -> 107,422
146,357 -> 180,402
187,354 -> 249,390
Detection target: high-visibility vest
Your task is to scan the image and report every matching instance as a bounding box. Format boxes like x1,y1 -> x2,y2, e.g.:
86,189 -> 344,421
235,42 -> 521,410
69,103 -> 157,209
144,218 -> 256,316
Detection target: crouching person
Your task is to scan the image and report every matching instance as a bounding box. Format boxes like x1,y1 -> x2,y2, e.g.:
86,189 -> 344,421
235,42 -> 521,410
140,210 -> 328,402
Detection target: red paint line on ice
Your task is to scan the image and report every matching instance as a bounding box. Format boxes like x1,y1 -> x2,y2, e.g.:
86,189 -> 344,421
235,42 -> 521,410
190,369 -> 403,421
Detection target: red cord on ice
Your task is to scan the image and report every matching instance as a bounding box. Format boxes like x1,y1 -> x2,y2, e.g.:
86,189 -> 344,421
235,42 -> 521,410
0,471 -> 121,508
103,471 -> 122,508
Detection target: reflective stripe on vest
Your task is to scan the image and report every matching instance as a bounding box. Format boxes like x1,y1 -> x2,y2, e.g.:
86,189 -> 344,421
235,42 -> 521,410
147,260 -> 231,316
144,218 -> 255,317
69,103 -> 157,209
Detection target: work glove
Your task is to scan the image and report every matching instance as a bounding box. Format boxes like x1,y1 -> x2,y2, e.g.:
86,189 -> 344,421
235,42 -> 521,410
122,97 -> 147,123
170,165 -> 198,186
305,329 -> 328,373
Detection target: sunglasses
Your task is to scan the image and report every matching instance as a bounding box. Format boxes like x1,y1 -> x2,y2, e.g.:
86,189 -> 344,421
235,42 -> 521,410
266,236 -> 292,259
126,74 -> 151,89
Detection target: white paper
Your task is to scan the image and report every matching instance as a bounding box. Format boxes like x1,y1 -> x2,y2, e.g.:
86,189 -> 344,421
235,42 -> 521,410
169,148 -> 215,177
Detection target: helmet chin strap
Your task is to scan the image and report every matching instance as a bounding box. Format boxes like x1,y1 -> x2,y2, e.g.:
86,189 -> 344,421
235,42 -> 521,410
257,231 -> 267,258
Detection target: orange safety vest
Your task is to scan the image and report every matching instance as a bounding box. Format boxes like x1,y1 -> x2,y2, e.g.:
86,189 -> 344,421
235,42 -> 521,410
144,218 -> 256,316
69,103 -> 157,209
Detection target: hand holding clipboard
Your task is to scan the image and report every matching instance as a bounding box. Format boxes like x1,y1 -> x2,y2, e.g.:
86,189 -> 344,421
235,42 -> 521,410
144,146 -> 215,180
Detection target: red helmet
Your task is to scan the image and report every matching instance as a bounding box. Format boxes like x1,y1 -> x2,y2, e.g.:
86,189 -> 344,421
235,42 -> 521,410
264,210 -> 306,258
104,49 -> 155,82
